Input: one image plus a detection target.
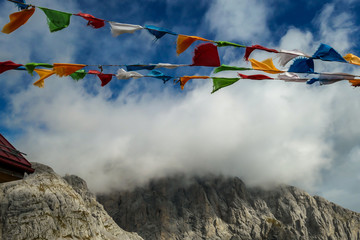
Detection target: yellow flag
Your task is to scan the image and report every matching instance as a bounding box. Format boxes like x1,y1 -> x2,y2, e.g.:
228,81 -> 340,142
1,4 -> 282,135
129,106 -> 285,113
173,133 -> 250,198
343,53 -> 360,66
33,69 -> 55,88
53,63 -> 87,77
178,76 -> 210,90
2,7 -> 35,34
176,35 -> 212,55
249,58 -> 283,74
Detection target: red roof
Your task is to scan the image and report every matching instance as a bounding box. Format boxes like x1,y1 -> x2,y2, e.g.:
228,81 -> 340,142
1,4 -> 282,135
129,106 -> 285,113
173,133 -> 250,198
0,133 -> 34,173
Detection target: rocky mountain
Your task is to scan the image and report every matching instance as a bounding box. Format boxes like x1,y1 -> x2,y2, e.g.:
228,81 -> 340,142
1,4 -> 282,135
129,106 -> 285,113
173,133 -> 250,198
0,162 -> 142,240
97,175 -> 360,240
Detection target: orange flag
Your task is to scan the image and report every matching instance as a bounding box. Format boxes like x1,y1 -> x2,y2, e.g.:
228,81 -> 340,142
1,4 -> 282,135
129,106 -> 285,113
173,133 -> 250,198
249,58 -> 284,74
176,34 -> 212,55
33,69 -> 55,88
53,63 -> 87,77
178,76 -> 210,90
349,80 -> 360,87
2,7 -> 35,34
343,53 -> 360,66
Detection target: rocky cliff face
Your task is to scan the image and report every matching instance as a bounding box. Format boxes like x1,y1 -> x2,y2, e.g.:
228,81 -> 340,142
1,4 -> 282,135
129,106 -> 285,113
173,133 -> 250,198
97,175 -> 360,240
0,162 -> 143,240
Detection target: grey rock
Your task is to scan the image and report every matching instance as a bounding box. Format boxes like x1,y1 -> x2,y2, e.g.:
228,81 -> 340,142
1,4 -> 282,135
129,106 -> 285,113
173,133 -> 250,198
97,175 -> 360,240
0,162 -> 143,240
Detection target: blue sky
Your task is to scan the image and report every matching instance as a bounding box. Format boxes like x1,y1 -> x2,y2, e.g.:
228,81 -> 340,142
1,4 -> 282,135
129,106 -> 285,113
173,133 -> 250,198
1,0 -> 360,212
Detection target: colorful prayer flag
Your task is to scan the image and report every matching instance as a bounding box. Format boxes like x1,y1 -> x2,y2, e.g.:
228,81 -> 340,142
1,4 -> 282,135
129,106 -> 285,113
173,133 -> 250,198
191,43 -> 220,67
2,7 -> 35,34
39,7 -> 72,32
74,12 -> 105,29
176,34 -> 212,55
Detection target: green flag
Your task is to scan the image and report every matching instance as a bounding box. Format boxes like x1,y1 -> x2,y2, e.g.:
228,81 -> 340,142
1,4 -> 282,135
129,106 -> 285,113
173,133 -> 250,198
25,63 -> 53,76
39,7 -> 72,32
215,41 -> 246,48
213,64 -> 252,74
212,77 -> 239,93
70,69 -> 87,81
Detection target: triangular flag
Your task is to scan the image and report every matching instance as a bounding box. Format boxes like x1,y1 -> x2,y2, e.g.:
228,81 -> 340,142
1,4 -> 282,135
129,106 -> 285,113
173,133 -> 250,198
343,53 -> 360,66
74,12 -> 105,29
53,63 -> 86,77
211,77 -> 240,93
109,22 -> 143,36
25,63 -> 53,76
249,58 -> 283,74
349,80 -> 360,87
215,41 -> 246,48
145,25 -> 177,39
244,45 -> 279,61
191,43 -> 220,67
238,73 -> 273,80
98,73 -> 113,86
70,69 -> 87,81
2,7 -> 35,34
288,58 -> 314,73
146,70 -> 172,83
33,69 -> 55,88
176,34 -> 212,55
0,61 -> 23,74
312,43 -> 347,62
177,76 -> 210,90
39,7 -> 72,32
213,65 -> 252,74
277,50 -> 309,66
116,68 -> 143,79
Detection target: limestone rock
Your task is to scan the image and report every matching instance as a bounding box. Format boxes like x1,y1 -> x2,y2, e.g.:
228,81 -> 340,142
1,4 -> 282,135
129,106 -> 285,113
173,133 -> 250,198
97,175 -> 360,240
0,162 -> 143,240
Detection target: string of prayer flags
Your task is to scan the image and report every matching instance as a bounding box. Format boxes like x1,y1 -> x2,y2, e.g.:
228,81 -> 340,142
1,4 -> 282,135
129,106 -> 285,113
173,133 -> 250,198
53,63 -> 86,77
145,25 -> 177,40
1,7 -> 35,34
177,76 -> 210,90
116,68 -> 143,79
191,43 -> 220,67
39,7 -> 72,32
244,45 -> 279,61
249,58 -> 284,74
343,53 -> 360,66
33,69 -> 55,88
176,34 -> 212,55
288,58 -> 314,73
0,61 -> 23,74
211,77 -> 240,93
74,12 -> 105,29
215,41 -> 246,48
312,43 -> 347,62
70,69 -> 87,81
277,50 -> 309,67
238,73 -> 273,80
25,63 -> 53,75
109,22 -> 143,37
213,65 -> 252,74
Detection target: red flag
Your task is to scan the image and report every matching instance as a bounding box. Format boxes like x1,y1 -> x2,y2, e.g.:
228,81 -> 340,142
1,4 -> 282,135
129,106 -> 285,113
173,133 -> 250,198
191,43 -> 220,67
98,73 -> 113,86
0,61 -> 23,74
238,73 -> 273,80
244,45 -> 279,61
75,12 -> 105,29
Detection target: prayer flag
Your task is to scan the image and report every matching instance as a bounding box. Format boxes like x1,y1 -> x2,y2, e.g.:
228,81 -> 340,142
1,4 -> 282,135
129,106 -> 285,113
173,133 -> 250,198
215,41 -> 246,48
238,73 -> 273,80
176,34 -> 212,55
2,7 -> 35,34
288,58 -> 314,73
116,68 -> 143,79
70,69 -> 87,81
109,22 -> 143,36
39,7 -> 72,32
213,65 -> 252,74
25,63 -> 53,76
249,58 -> 283,74
74,12 -> 105,29
349,80 -> 360,87
0,61 -> 23,74
147,70 -> 172,83
98,73 -> 113,86
244,45 -> 279,61
177,76 -> 210,90
312,43 -> 347,62
145,25 -> 177,39
277,72 -> 307,82
33,69 -> 55,88
277,50 -> 309,66
343,53 -> 360,66
212,77 -> 240,93
53,63 -> 86,77
191,43 -> 220,67
13,0 -> 28,10
154,63 -> 188,69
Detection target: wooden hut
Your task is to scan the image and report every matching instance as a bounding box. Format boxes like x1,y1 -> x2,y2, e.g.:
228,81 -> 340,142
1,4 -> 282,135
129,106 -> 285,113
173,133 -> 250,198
0,133 -> 34,183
